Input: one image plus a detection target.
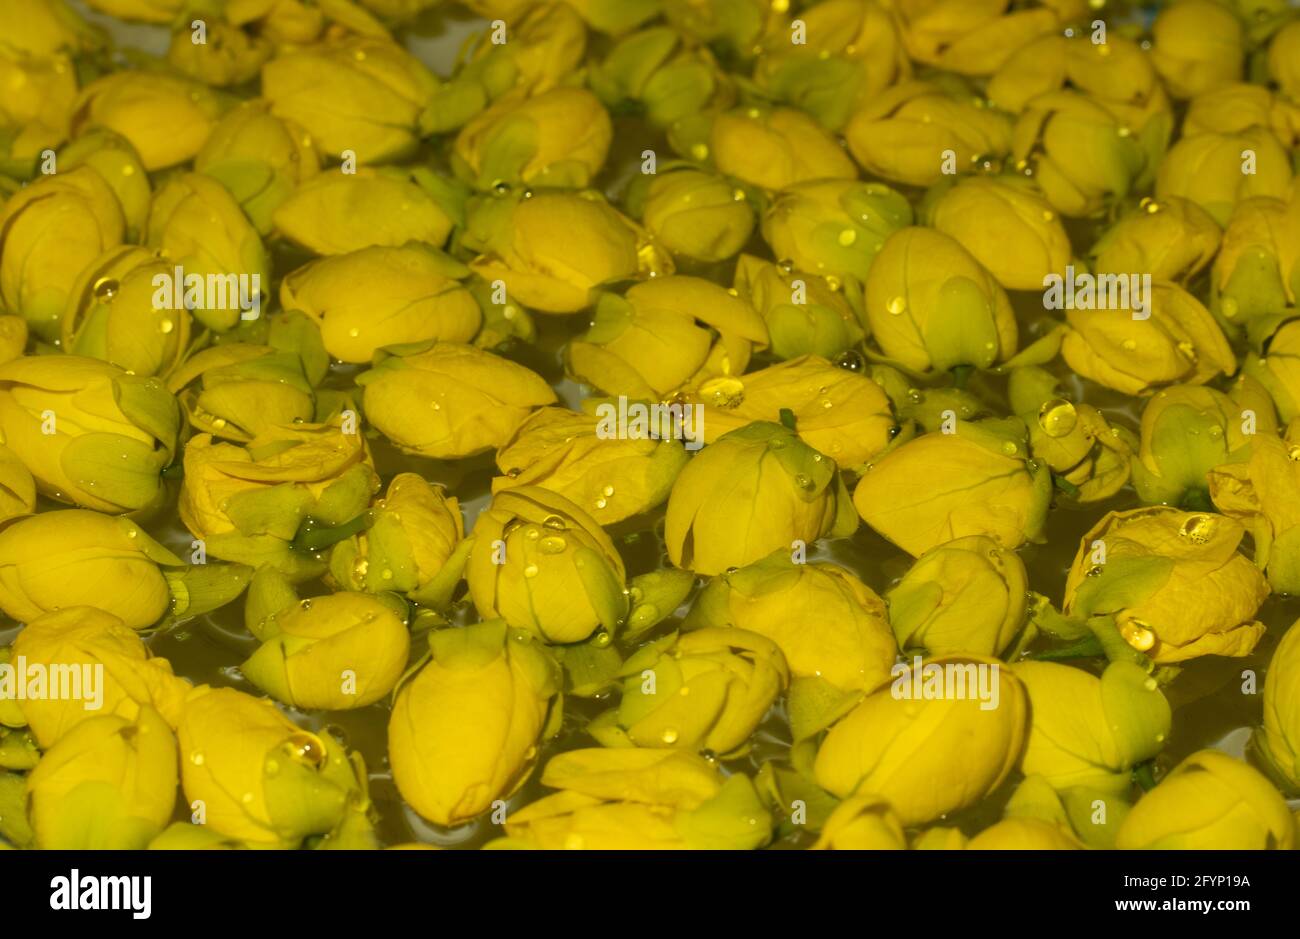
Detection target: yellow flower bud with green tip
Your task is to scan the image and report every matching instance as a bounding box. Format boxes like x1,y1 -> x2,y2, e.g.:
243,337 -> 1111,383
1150,0 -> 1244,100
71,70 -> 221,171
0,46 -> 78,175
262,36 -> 440,163
178,418 -> 378,578
710,107 -> 857,192
242,589 -> 409,710
1091,196 -> 1221,287
1244,320 -> 1300,422
1063,507 -> 1268,663
853,418 -> 1050,557
595,627 -> 788,756
195,101 -> 322,237
167,19 -> 272,87
1155,127 -> 1293,227
928,177 -> 1071,291
0,0 -> 101,56
1130,383 -> 1267,507
0,167 -> 125,340
177,685 -> 370,848
810,794 -> 906,850
60,246 -> 190,377
0,355 -> 178,512
888,535 -> 1027,657
359,343 -> 556,460
588,27 -> 719,130
389,620 -> 559,827
638,168 -> 753,264
466,486 -> 627,644
687,355 -> 895,469
988,33 -> 1161,116
26,706 -> 176,850
1061,281 -> 1236,396
146,172 -> 269,333
492,406 -> 689,525
762,179 -> 912,285
814,654 -> 1028,825
454,87 -> 611,190
662,0 -> 778,52
667,421 -> 857,576
732,255 -> 865,362
270,166 -> 459,255
1183,83 -> 1300,145
167,343 -> 317,443
891,0 -> 1056,76
329,472 -> 465,605
1116,749 -> 1293,849
11,606 -> 190,748
461,1 -> 586,98
465,190 -> 662,314
1016,660 -> 1171,794
57,130 -> 152,242
0,443 -> 35,523
282,244 -> 480,364
1211,196 -> 1300,346
502,748 -> 772,850
865,227 -> 1017,373
845,81 -> 1013,188
1209,434 -> 1300,594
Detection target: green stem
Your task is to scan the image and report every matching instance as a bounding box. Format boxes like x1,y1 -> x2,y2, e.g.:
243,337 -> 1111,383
951,364 -> 974,390
1133,761 -> 1158,792
778,407 -> 797,431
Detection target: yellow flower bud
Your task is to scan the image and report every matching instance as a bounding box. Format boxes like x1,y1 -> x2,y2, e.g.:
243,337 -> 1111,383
852,420 -> 1051,557
0,442 -> 35,523
814,655 -> 1028,825
0,47 -> 78,170
0,355 -> 178,513
1091,196 -> 1221,286
166,341 -> 318,443
1063,507 -> 1269,663
1244,320 -> 1300,422
1183,83 -> 1300,147
464,1 -> 587,97
167,19 -> 273,87
26,706 -> 177,849
0,510 -> 180,628
389,621 -> 559,826
1116,750 -> 1293,849
1150,0 -> 1245,100
989,34 -> 1161,115
0,0 -> 101,57
967,816 -> 1083,850
1268,18 -> 1300,100
56,129 -> 151,242
710,107 -> 857,192
10,606 -> 189,748
360,343 -> 556,460
640,169 -> 754,263
892,0 -> 1057,76
1155,127 -> 1293,227
1258,618 -> 1300,791
1212,195 -> 1300,344
810,794 -> 906,850
865,227 -> 1017,373
1209,434 -> 1300,594
71,70 -> 222,171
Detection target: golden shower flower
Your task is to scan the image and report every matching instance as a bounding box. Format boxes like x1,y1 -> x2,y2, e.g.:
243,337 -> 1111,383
0,510 -> 181,628
561,0 -> 661,35
71,71 -> 222,171
225,0 -> 389,45
567,276 -> 767,400
0,46 -> 77,173
864,227 -> 1017,373
1257,617 -> 1300,791
761,179 -> 912,285
1244,320 -> 1300,422
966,816 -> 1084,850
588,26 -> 724,139
57,129 -> 151,242
890,0 -> 1057,76
194,100 -> 322,236
167,19 -> 273,87
177,685 -> 369,848
666,421 -> 857,576
887,535 -> 1027,657
1209,434 -> 1300,594
281,244 -> 480,363
593,628 -> 788,756
270,167 -> 456,255
465,190 -> 661,314
1212,196 -> 1300,345
709,107 -> 857,192
810,794 -> 906,850
1116,750 -> 1293,849
0,355 -> 178,513
639,169 -> 754,264
814,655 -> 1028,825
500,748 -> 772,850
359,343 -> 556,460
1268,18 -> 1300,99
1090,196 -> 1222,287
492,406 -> 689,525
0,443 -> 35,523
852,419 -> 1051,558
1015,660 -> 1171,793
1155,127 -> 1293,227
1060,282 -> 1236,396
262,36 -> 439,163
1149,0 -> 1245,100
684,550 -> 897,739
26,706 -> 176,850
685,355 -> 895,469
453,87 -> 611,190
732,256 -> 865,362
388,620 -> 559,827
988,33 -> 1161,116
166,341 -> 318,443
242,588 -> 410,710
0,167 -> 125,340
461,1 -> 586,98
0,0 -> 101,56
844,82 -> 1013,188
60,246 -> 189,377
1182,83 -> 1300,146
927,177 -> 1071,291
466,486 -> 627,644
178,419 -> 379,577
1063,507 -> 1269,663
